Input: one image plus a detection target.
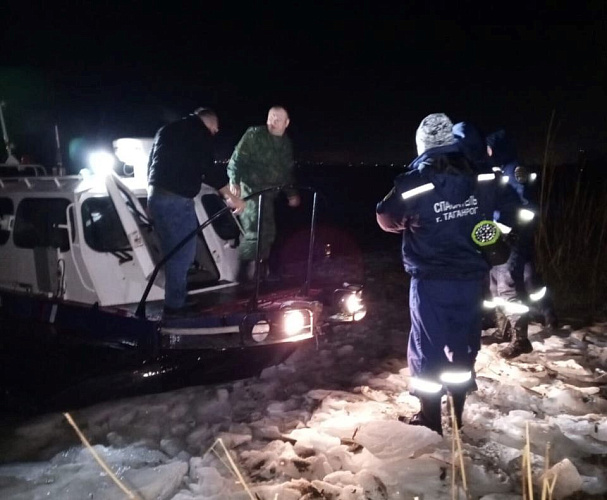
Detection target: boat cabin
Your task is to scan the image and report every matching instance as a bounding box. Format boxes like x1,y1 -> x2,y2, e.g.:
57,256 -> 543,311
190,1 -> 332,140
0,160 -> 241,308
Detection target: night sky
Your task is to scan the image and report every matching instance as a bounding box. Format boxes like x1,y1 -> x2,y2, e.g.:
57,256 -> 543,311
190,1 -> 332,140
1,2 -> 606,169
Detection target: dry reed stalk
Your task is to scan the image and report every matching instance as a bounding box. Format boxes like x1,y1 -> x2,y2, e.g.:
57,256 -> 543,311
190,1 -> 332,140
203,437 -> 256,499
448,395 -> 470,500
542,472 -> 558,500
541,442 -> 559,500
63,412 -> 142,500
539,109 -> 557,253
522,422 -> 534,500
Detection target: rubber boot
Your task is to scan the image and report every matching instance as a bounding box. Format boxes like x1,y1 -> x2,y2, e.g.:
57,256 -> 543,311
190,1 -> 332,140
499,319 -> 532,359
407,396 -> 443,436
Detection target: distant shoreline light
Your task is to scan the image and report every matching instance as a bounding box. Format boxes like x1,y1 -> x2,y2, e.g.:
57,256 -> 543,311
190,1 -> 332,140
214,159 -> 407,167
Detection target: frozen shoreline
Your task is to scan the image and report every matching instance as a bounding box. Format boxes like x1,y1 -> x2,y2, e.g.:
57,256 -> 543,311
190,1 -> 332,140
1,250 -> 606,499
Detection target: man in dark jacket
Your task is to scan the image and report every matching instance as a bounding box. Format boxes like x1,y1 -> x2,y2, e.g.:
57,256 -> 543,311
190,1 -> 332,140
376,113 -> 520,435
486,130 -> 557,359
148,108 -> 245,317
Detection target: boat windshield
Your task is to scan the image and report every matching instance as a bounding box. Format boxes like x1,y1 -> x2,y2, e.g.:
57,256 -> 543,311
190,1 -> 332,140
81,196 -> 130,252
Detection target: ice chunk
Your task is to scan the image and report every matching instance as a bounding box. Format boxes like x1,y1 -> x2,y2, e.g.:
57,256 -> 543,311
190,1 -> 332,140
353,420 -> 442,459
120,461 -> 188,500
287,427 -> 341,452
542,458 -> 583,500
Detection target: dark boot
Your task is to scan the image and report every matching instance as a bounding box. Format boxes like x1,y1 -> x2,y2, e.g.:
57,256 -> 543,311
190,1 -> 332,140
402,396 -> 443,436
499,337 -> 533,359
500,319 -> 532,359
544,310 -> 559,330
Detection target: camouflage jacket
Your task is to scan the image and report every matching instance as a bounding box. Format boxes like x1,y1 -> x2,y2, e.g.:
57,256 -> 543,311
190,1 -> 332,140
227,126 -> 296,196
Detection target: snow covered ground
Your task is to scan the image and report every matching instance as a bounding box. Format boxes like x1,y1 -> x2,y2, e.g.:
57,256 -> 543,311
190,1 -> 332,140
1,250 -> 606,500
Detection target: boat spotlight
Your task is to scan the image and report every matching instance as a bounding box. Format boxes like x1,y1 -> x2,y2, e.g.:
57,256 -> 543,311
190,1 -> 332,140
333,285 -> 367,321
283,309 -> 307,337
88,150 -> 116,177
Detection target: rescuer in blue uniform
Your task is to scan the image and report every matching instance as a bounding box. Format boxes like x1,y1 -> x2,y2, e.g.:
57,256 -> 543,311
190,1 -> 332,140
486,130 -> 558,359
376,114 -> 520,435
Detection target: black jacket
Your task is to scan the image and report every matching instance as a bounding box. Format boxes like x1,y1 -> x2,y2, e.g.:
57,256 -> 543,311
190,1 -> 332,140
147,114 -> 228,198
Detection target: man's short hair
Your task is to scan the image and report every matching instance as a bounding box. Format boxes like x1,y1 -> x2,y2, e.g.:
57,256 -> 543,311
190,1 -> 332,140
269,105 -> 289,119
194,107 -> 217,118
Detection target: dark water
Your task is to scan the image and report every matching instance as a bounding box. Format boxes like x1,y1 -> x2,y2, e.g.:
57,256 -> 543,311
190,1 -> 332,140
273,163 -> 401,259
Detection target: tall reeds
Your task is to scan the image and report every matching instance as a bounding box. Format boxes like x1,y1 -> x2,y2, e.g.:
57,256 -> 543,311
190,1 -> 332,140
536,110 -> 607,315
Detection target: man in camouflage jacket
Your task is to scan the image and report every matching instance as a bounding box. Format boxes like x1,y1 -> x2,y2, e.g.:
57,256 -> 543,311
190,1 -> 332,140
228,106 -> 300,280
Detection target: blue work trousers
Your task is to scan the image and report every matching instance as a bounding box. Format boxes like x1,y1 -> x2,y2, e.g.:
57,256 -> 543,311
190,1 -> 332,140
407,278 -> 484,393
148,189 -> 198,309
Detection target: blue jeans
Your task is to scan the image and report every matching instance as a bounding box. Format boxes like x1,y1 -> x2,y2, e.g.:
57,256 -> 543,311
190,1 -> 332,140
148,189 -> 197,309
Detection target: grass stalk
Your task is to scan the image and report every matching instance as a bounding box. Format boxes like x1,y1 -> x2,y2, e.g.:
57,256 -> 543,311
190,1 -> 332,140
63,412 -> 142,500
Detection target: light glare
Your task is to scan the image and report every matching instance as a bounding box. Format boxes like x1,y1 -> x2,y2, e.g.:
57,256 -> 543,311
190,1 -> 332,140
284,310 -> 306,336
529,287 -> 547,302
88,151 -> 116,176
345,293 -> 363,314
519,209 -> 535,222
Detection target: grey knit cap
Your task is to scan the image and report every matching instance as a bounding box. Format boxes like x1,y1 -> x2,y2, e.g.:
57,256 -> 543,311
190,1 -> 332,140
415,113 -> 456,154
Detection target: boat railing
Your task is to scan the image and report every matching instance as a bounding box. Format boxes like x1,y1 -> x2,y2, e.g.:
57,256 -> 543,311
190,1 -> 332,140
0,163 -> 48,177
0,174 -> 79,190
135,185 -> 323,318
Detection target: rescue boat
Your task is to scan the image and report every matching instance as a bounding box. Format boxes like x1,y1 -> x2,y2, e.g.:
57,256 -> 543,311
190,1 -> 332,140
0,112 -> 366,409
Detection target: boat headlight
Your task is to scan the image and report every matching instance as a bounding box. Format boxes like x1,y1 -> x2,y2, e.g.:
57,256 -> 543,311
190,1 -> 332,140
344,293 -> 364,314
333,285 -> 367,321
251,320 -> 270,342
353,309 -> 367,321
283,309 -> 307,337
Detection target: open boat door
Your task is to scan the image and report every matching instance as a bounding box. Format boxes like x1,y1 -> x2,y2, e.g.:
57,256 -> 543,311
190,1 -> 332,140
105,173 -> 158,280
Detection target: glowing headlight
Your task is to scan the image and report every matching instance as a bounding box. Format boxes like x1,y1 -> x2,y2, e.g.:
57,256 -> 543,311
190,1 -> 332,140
251,320 -> 270,342
353,309 -> 367,321
344,294 -> 363,314
344,293 -> 367,321
332,286 -> 367,322
283,310 -> 306,336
